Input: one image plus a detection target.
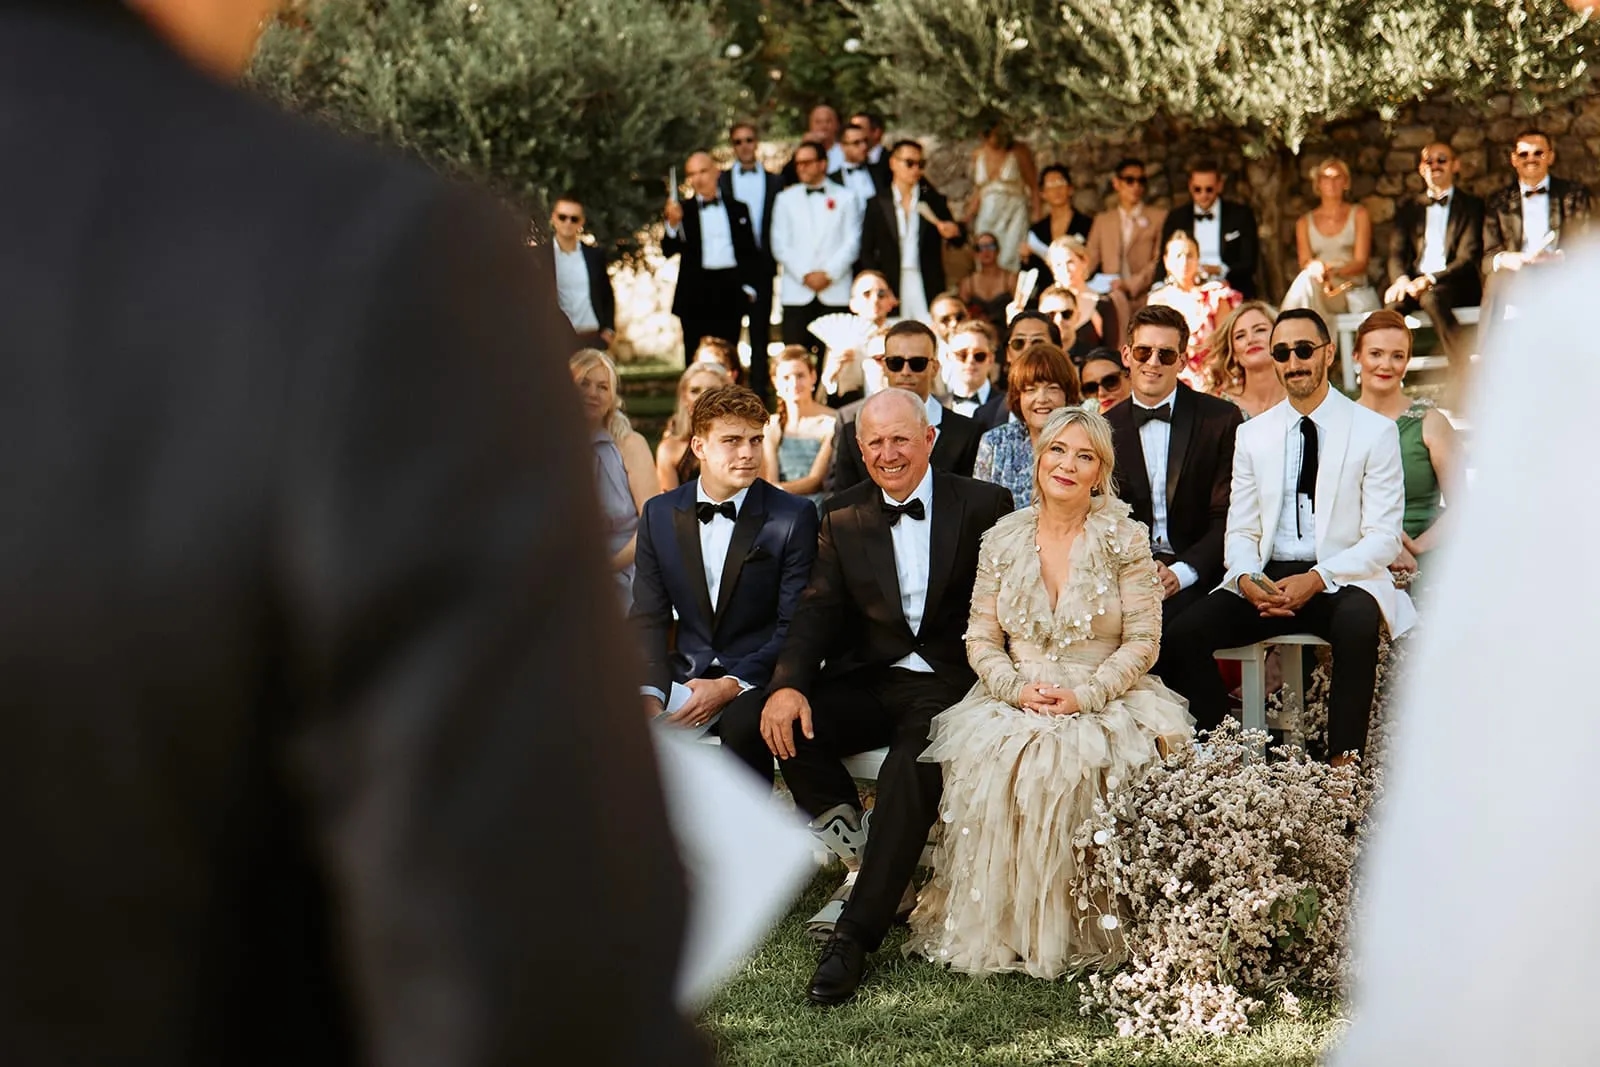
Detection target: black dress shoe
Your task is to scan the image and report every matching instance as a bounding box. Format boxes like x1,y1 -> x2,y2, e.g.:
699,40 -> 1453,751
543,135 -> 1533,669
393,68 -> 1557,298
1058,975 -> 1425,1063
807,933 -> 867,1006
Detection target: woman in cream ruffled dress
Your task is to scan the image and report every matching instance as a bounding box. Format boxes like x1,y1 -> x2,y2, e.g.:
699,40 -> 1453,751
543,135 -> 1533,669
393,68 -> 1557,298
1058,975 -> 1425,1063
907,407 -> 1192,978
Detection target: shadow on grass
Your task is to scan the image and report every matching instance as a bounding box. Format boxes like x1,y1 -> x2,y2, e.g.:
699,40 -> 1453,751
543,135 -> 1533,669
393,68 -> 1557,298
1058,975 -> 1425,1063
701,869 -> 1343,1067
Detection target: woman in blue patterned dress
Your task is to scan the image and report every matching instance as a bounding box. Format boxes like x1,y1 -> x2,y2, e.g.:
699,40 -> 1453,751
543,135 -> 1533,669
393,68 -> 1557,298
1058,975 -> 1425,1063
972,342 -> 1081,506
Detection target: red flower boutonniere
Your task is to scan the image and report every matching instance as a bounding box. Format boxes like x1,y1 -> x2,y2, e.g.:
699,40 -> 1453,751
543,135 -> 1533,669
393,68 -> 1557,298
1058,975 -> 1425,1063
826,198 -> 836,211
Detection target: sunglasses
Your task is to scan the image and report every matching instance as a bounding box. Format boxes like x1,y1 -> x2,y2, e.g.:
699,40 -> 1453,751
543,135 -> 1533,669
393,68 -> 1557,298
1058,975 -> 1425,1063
1128,344 -> 1181,366
949,348 -> 991,364
1421,154 -> 1452,165
975,242 -> 999,251
1119,174 -> 1147,185
857,288 -> 893,299
1515,149 -> 1549,159
896,158 -> 927,169
1008,335 -> 1045,351
1270,341 -> 1328,363
1081,370 -> 1124,397
795,156 -> 824,166
1189,185 -> 1217,195
554,213 -> 582,223
732,136 -> 756,145
877,355 -> 931,372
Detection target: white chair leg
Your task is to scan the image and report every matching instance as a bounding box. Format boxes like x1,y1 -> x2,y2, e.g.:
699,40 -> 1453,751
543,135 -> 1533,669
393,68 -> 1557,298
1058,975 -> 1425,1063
1238,647 -> 1267,733
1281,644 -> 1306,748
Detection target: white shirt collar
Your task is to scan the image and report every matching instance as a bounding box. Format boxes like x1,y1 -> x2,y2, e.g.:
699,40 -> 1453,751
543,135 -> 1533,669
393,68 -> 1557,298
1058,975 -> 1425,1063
882,464 -> 935,510
1522,179 -> 1551,196
923,393 -> 945,427
695,480 -> 752,513
1133,386 -> 1178,411
893,183 -> 921,207
1294,390 -> 1335,429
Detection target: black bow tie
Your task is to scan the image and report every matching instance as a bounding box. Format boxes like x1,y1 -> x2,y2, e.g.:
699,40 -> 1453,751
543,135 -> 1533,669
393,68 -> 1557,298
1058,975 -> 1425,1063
953,393 -> 981,405
1133,403 -> 1172,426
700,196 -> 721,208
881,497 -> 926,525
805,186 -> 826,195
1427,194 -> 1451,207
845,165 -> 861,174
696,500 -> 737,524
1524,186 -> 1548,199
1193,211 -> 1215,222
739,165 -> 759,175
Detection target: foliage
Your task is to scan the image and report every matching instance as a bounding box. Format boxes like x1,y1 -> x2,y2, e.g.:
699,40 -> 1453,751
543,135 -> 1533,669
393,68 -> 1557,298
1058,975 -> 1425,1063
856,0 -> 1600,152
249,0 -> 743,253
715,0 -> 886,136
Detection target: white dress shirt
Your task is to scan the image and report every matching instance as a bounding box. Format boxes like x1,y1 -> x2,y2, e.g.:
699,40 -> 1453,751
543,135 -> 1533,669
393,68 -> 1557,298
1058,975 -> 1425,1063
1192,205 -> 1224,275
1418,191 -> 1451,275
1133,388 -> 1197,591
1519,180 -> 1552,256
694,197 -> 737,270
893,184 -> 922,270
728,166 -> 768,250
553,242 -> 599,332
886,466 -> 936,673
1271,399 -> 1330,578
837,165 -> 877,207
826,142 -> 847,172
947,379 -> 990,419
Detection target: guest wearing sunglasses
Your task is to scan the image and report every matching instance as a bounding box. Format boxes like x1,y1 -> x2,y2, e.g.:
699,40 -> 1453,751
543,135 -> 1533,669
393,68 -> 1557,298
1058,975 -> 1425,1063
1160,308 -> 1413,766
826,321 -> 983,492
1106,305 -> 1244,625
858,140 -> 962,325
1382,143 -> 1483,375
721,120 -> 784,400
544,195 -> 615,351
958,232 -> 1017,329
1078,348 -> 1130,412
1083,158 -> 1167,337
1158,159 -> 1260,299
1037,285 -> 1098,363
929,292 -> 970,347
942,320 -> 1008,430
972,341 -> 1081,506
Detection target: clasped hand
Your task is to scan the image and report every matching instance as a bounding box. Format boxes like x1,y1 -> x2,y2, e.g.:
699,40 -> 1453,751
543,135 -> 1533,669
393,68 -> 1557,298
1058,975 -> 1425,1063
1241,571 -> 1325,618
647,677 -> 742,728
1019,682 -> 1080,716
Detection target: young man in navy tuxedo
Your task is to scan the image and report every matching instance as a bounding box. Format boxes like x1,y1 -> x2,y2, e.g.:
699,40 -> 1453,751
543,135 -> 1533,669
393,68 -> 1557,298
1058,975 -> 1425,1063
631,385 -> 819,781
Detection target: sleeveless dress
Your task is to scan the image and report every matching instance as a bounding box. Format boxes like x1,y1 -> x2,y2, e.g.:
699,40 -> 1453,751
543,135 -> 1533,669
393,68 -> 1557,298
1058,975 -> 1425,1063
1282,207 -> 1379,320
906,501 -> 1194,978
974,150 -> 1031,272
775,433 -> 824,507
1397,399 -> 1442,597
593,429 -> 639,604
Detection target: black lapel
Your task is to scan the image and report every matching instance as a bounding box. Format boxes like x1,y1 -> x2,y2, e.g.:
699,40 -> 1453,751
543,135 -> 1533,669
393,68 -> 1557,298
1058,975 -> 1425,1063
879,194 -> 900,262
1110,405 -> 1153,514
922,474 -> 964,628
712,482 -> 765,628
856,494 -> 907,636
1549,179 -> 1565,236
670,495 -> 715,629
1166,386 -> 1196,511
1503,188 -> 1524,252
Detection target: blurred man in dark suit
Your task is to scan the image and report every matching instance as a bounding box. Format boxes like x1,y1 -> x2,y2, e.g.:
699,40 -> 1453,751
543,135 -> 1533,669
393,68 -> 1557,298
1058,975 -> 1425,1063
1384,143 -> 1484,366
545,194 -> 615,349
664,150 -> 759,358
719,121 -> 782,401
1159,159 -> 1260,299
0,2 -> 704,1064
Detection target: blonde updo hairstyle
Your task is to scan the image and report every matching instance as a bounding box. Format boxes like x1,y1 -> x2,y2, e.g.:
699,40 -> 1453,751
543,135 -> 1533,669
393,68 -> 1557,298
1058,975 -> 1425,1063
1032,405 -> 1118,505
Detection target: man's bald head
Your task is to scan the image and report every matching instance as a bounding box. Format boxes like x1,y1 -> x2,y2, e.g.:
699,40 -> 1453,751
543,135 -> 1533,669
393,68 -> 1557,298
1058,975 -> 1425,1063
856,389 -> 933,501
684,152 -> 719,199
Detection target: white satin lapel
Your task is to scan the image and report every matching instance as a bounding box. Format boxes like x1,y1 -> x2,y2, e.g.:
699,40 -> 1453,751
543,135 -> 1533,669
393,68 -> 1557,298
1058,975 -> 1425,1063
1254,402 -> 1290,564
1313,390 -> 1354,556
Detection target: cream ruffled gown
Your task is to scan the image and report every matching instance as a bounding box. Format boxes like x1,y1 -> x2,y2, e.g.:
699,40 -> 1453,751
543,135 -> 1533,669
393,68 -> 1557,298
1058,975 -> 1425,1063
906,499 -> 1193,978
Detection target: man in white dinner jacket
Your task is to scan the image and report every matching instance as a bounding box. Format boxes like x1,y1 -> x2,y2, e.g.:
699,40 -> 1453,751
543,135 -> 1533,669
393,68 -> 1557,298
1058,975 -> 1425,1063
771,139 -> 862,359
1159,307 -> 1414,764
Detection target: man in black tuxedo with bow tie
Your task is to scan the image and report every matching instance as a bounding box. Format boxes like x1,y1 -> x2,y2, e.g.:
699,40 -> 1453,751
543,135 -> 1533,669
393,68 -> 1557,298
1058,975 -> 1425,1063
826,321 -> 984,492
632,385 -> 819,780
1107,306 -> 1243,631
664,150 -> 759,356
1158,160 -> 1259,299
719,122 -> 783,400
1383,143 -> 1484,366
759,388 -> 1013,1006
1481,129 -> 1591,337
942,319 -> 1009,431
857,140 -> 963,324
830,124 -> 887,209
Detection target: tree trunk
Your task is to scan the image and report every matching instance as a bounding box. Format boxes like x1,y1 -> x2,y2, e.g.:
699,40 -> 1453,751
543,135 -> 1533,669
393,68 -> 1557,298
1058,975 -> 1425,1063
1245,141 -> 1297,303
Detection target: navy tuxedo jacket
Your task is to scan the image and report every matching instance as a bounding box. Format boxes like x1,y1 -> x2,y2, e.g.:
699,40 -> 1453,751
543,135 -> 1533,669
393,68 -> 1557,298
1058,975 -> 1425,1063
629,478 -> 819,696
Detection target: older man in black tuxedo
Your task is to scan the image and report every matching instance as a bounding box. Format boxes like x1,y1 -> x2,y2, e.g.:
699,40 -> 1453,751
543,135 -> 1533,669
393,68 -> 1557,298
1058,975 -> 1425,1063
1384,143 -> 1484,365
761,388 -> 1013,1006
1106,305 -> 1243,629
664,150 -> 759,355
826,321 -> 983,492
633,386 -> 819,782
0,2 -> 702,1064
1158,159 -> 1260,299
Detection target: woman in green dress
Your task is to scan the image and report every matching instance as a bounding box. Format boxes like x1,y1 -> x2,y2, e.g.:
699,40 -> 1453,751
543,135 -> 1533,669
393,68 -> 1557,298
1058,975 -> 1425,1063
1354,310 -> 1457,595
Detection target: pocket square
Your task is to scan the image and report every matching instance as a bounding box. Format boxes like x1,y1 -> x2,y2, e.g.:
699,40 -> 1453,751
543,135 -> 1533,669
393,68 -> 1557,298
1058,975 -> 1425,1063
1224,230 -> 1241,241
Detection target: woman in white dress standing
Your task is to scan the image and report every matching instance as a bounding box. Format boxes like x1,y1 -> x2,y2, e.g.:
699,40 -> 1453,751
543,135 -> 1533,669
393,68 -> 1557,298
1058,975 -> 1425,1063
965,120 -> 1036,272
908,406 -> 1192,978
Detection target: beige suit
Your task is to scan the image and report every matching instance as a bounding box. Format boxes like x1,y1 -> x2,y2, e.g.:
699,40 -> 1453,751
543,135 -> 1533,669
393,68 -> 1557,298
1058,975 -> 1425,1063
1083,204 -> 1168,331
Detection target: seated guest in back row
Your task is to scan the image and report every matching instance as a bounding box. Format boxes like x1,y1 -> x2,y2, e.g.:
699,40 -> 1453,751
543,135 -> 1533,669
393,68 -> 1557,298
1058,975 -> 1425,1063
941,319 -> 1009,431
1160,309 -> 1415,765
973,341 -> 1082,507
827,321 -> 983,492
1481,128 -> 1591,337
750,388 -> 1014,1005
1107,305 -> 1243,624
631,385 -> 820,783
1383,142 -> 1483,368
1158,158 -> 1260,299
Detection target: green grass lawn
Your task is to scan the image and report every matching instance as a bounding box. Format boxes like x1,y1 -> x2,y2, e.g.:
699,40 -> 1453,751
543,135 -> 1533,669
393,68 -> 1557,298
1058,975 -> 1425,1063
701,869 -> 1344,1067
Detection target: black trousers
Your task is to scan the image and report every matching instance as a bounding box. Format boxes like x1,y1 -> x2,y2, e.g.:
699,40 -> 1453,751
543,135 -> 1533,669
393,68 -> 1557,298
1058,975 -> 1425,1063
713,687 -> 781,786
743,269 -> 776,404
1386,282 -> 1475,363
776,666 -> 966,951
1160,560 -> 1384,758
677,268 -> 745,359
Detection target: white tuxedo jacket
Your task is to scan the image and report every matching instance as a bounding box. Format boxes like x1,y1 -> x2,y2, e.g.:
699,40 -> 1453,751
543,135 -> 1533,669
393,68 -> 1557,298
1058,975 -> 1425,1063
1219,388 -> 1416,636
770,179 -> 861,307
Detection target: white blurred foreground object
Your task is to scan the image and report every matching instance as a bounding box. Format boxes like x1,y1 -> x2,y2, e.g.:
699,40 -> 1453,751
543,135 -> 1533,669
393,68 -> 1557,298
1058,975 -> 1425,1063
1332,244 -> 1600,1065
652,729 -> 814,1011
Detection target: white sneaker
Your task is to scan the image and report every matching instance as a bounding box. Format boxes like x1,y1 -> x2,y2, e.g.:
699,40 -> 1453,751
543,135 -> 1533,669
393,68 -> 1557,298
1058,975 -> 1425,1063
808,803 -> 868,865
